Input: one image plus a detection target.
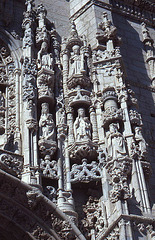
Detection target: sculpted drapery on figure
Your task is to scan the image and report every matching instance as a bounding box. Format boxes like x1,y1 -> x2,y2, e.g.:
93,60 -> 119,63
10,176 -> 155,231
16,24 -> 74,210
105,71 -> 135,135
106,123 -> 127,159
74,108 -> 91,142
135,126 -> 147,158
39,102 -> 56,141
37,41 -> 53,70
69,45 -> 84,77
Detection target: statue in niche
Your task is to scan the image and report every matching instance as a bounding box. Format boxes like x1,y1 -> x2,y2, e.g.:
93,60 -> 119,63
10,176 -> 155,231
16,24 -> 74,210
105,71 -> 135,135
27,99 -> 35,119
74,108 -> 91,142
37,41 -> 53,70
69,45 -> 84,77
58,108 -> 66,124
39,103 -> 56,141
106,123 -> 127,159
135,126 -> 147,158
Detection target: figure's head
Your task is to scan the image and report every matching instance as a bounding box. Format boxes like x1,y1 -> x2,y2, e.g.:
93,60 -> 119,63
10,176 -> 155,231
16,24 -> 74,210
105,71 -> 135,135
135,126 -> 141,134
41,102 -> 49,114
72,45 -> 80,55
78,108 -> 85,117
109,123 -> 118,133
41,41 -> 48,52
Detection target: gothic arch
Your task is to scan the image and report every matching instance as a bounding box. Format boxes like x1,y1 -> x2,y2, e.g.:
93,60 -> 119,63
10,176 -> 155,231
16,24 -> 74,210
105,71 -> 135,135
0,27 -> 22,66
0,169 -> 86,240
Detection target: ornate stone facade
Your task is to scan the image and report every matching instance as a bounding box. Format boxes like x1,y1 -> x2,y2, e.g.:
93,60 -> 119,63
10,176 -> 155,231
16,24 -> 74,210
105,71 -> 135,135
0,0 -> 154,239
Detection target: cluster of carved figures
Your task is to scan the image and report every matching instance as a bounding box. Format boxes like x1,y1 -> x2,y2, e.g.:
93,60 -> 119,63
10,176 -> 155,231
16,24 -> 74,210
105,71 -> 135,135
0,0 -> 154,239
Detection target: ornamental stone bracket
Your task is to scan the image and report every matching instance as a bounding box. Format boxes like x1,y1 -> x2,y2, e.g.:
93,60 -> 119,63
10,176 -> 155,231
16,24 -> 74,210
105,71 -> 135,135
70,158 -> 102,183
37,68 -> 55,104
92,47 -> 121,63
67,74 -> 91,90
0,149 -> 23,177
101,88 -> 124,127
102,107 -> 123,128
40,156 -> 58,179
67,88 -> 91,107
68,140 -> 98,161
106,157 -> 132,203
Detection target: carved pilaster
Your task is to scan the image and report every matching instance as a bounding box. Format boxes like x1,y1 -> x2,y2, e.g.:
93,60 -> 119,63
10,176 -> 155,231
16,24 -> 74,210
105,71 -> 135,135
66,107 -> 74,146
89,106 -> 99,143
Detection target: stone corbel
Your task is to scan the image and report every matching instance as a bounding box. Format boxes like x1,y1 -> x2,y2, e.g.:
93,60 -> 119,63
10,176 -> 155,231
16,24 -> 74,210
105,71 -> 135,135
37,68 -> 55,104
102,88 -> 123,127
106,157 -> 132,203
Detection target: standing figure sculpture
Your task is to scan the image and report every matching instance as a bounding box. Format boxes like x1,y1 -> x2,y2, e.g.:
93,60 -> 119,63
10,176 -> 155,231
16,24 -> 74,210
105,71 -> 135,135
106,123 -> 127,159
74,108 -> 91,142
38,41 -> 53,70
39,103 -> 56,141
69,45 -> 84,76
135,126 -> 147,158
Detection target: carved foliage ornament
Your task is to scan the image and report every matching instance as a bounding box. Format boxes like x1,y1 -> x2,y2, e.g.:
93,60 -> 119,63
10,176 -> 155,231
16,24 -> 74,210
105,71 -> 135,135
81,196 -> 104,237
23,57 -> 37,102
105,225 -> 119,240
70,158 -> 102,183
40,157 -> 58,179
102,107 -> 123,127
0,152 -> 23,177
106,157 -> 132,203
37,70 -> 54,101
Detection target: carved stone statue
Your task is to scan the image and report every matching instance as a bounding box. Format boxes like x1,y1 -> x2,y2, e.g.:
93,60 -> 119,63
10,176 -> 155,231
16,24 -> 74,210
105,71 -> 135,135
106,123 -> 127,159
135,126 -> 147,158
74,108 -> 91,142
69,45 -> 84,76
38,41 -> 53,70
39,103 -> 56,141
